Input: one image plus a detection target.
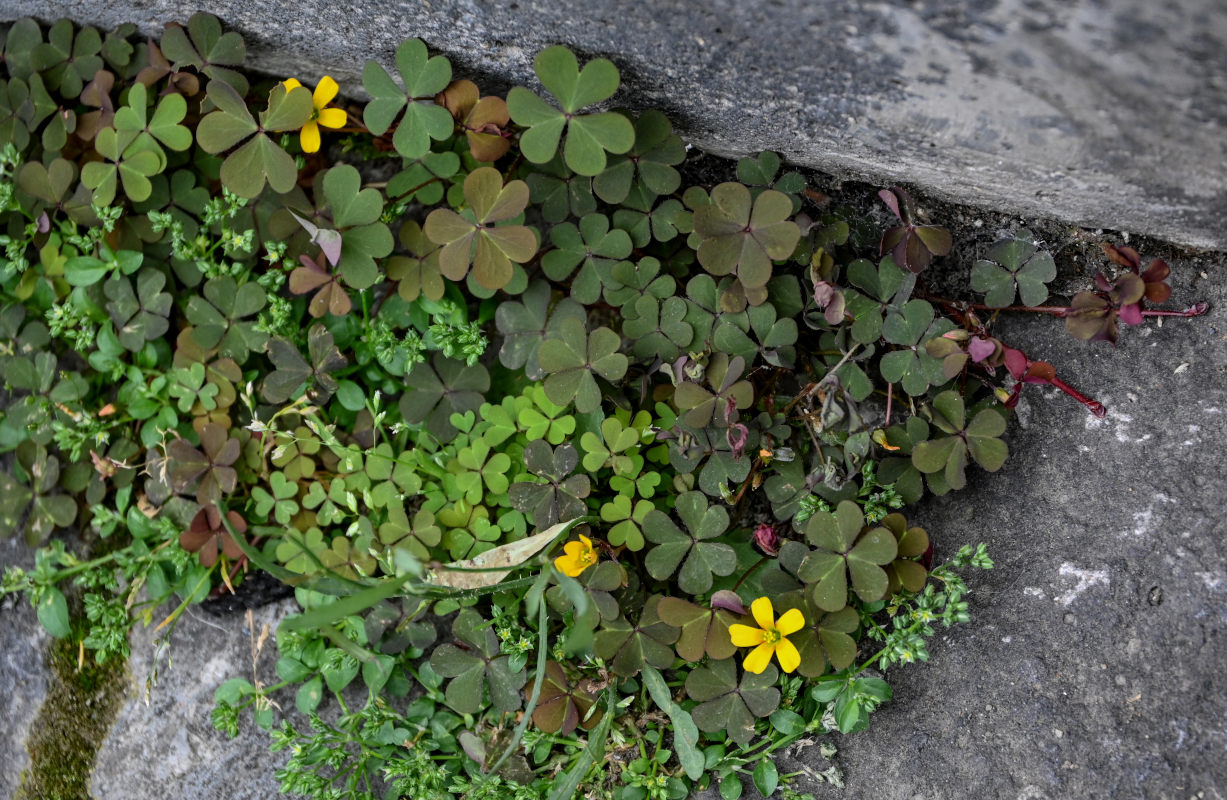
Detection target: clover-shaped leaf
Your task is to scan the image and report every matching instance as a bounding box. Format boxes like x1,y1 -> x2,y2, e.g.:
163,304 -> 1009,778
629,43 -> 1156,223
397,353 -> 490,440
184,276 -> 268,364
494,279 -> 587,380
0,443 -> 77,544
168,363 -> 216,413
600,494 -> 654,551
517,384 -> 577,444
592,109 -> 685,204
196,80 -> 312,198
158,12 -> 249,95
579,415 -> 641,474
797,500 -> 897,612
656,597 -> 738,663
510,441 -> 590,529
685,659 -> 780,746
538,318 -> 628,414
362,38 -> 454,159
623,295 -> 693,362
430,608 -> 526,714
384,148 -> 458,206
275,527 -> 328,575
114,82 -> 191,154
270,426 -> 320,482
541,213 -> 632,304
386,220 -> 444,302
378,504 -> 442,561
1064,272 -> 1148,345
251,472 -> 300,525
507,45 -> 635,175
17,157 -> 96,226
30,19 -> 102,99
179,504 -> 246,567
713,302 -> 798,368
438,79 -> 512,162
525,152 -> 598,223
533,661 -> 603,735
694,182 -> 800,303
262,323 -> 347,404
911,391 -> 1008,493
104,268 -> 172,351
878,187 -> 952,274
737,151 -> 806,211
321,164 -> 394,290
604,256 -> 676,310
674,352 -> 754,428
642,491 -> 736,593
448,439 -> 512,503
80,126 -> 165,206
877,513 -> 930,595
424,166 -> 538,291
592,599 -> 680,677
879,299 -> 955,396
668,424 -> 756,499
289,252 -> 352,318
166,423 -> 240,506
777,598 -> 860,678
970,230 -> 1057,308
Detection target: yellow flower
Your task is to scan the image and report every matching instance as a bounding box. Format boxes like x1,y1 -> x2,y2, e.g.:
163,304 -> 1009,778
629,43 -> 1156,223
282,76 -> 347,154
728,597 -> 805,674
554,534 -> 598,578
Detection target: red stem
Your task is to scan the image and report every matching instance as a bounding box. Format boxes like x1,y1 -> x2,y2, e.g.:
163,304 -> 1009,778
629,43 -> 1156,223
1141,302 -> 1210,318
1047,375 -> 1106,418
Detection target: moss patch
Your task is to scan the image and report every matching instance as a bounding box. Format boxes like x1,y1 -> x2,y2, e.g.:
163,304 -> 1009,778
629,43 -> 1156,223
15,604 -> 128,800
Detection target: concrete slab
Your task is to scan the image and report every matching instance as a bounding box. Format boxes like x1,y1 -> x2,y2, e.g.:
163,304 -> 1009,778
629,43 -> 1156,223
89,601 -> 292,800
0,540 -> 49,799
820,243 -> 1227,798
3,0 -> 1226,248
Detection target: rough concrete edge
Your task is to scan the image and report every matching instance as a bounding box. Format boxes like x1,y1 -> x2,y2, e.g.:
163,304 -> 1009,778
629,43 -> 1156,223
0,8 -> 1223,251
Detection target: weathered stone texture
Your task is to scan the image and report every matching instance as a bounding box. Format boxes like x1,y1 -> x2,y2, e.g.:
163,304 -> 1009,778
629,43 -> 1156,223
4,0 -> 1226,247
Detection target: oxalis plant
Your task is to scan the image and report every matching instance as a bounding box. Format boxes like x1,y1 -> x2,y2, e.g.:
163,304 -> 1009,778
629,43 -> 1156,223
0,13 -> 1209,800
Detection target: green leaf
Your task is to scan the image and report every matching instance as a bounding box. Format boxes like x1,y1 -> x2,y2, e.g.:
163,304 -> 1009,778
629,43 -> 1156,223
397,354 -> 489,440
424,167 -> 536,291
798,500 -> 897,610
538,318 -> 627,414
685,659 -> 780,746
37,587 -> 71,638
642,491 -> 736,593
753,759 -> 779,798
592,600 -> 679,677
642,665 -> 704,781
508,46 -> 634,175
362,39 -> 453,158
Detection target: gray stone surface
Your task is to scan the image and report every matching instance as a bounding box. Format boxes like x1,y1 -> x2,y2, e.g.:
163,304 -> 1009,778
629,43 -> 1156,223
820,248 -> 1227,799
0,539 -> 48,799
89,600 -> 293,800
4,0 -> 1227,248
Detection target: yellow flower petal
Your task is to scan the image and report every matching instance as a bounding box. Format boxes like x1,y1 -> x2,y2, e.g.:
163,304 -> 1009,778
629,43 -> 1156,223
742,642 -> 775,674
775,607 -> 805,637
774,637 -> 801,673
300,121 -> 321,153
728,624 -> 766,647
317,107 -> 348,129
553,553 -> 582,577
750,597 -> 776,631
282,78 -> 303,91
579,534 -> 593,549
313,75 -> 340,108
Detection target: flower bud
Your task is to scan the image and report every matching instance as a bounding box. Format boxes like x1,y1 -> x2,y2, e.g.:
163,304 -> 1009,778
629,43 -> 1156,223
753,523 -> 780,556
